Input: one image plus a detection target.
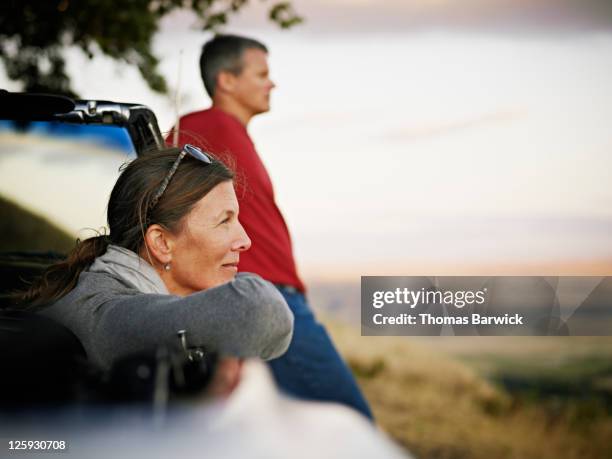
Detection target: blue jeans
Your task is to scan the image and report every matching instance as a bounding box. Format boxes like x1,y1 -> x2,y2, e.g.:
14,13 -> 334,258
268,286 -> 373,420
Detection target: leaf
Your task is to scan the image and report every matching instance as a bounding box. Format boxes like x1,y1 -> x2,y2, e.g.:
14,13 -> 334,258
0,0 -> 303,96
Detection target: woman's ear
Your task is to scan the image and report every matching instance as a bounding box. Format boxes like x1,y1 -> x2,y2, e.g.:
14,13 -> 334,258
144,224 -> 173,266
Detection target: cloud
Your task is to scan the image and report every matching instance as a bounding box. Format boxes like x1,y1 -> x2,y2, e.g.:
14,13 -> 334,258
382,108 -> 523,142
220,0 -> 612,35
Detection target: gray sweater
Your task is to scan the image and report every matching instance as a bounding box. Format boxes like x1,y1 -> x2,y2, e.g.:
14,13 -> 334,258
41,245 -> 294,370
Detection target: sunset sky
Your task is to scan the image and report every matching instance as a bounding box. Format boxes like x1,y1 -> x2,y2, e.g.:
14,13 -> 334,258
1,0 -> 612,280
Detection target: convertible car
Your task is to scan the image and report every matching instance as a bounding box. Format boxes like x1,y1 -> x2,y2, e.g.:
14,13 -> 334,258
0,90 -> 164,305
0,90 -> 213,409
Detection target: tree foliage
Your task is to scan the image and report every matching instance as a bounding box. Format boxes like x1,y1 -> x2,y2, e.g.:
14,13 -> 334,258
0,0 -> 302,98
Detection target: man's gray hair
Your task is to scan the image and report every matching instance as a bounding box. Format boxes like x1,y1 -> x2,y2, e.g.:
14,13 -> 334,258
200,34 -> 268,97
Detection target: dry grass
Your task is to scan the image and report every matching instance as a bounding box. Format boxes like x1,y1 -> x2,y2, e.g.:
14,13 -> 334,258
325,319 -> 612,459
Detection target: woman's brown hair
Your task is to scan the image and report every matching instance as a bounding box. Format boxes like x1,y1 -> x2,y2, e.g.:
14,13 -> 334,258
19,147 -> 234,309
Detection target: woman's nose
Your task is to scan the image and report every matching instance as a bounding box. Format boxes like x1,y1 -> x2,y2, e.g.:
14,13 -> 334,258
233,222 -> 252,252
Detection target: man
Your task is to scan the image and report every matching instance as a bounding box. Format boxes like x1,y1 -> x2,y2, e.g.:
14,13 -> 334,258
167,34 -> 372,419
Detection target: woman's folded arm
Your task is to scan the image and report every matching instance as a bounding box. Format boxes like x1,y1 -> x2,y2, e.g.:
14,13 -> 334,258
44,272 -> 293,369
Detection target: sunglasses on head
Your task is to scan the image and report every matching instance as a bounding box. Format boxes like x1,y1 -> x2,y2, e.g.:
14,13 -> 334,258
149,144 -> 212,211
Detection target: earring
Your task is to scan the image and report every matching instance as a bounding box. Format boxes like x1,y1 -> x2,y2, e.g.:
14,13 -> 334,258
164,263 -> 171,271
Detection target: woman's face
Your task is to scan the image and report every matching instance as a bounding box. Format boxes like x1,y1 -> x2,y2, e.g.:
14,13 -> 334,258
165,181 -> 251,295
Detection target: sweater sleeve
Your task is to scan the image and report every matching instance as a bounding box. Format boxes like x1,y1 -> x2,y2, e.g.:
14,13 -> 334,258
74,273 -> 293,368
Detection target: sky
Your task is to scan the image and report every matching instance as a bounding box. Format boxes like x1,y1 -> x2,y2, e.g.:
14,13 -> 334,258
1,1 -> 612,281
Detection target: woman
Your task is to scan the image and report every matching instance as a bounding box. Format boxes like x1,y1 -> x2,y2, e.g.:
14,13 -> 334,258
20,145 -> 293,370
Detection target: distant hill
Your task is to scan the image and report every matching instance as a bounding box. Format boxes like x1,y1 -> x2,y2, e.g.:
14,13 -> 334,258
0,194 -> 74,253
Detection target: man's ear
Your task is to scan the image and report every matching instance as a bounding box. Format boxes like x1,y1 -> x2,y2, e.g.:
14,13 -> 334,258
144,224 -> 173,266
217,70 -> 237,94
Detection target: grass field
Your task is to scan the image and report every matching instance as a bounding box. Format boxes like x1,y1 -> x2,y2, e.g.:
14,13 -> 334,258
325,320 -> 612,459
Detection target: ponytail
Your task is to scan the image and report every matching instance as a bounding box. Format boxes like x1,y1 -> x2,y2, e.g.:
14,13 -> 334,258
17,235 -> 110,310
13,147 -> 233,310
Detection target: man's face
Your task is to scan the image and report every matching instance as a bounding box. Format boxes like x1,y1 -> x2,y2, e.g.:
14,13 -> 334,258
231,48 -> 275,115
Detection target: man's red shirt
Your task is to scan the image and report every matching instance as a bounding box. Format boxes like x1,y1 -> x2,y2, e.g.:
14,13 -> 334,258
166,107 -> 305,292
